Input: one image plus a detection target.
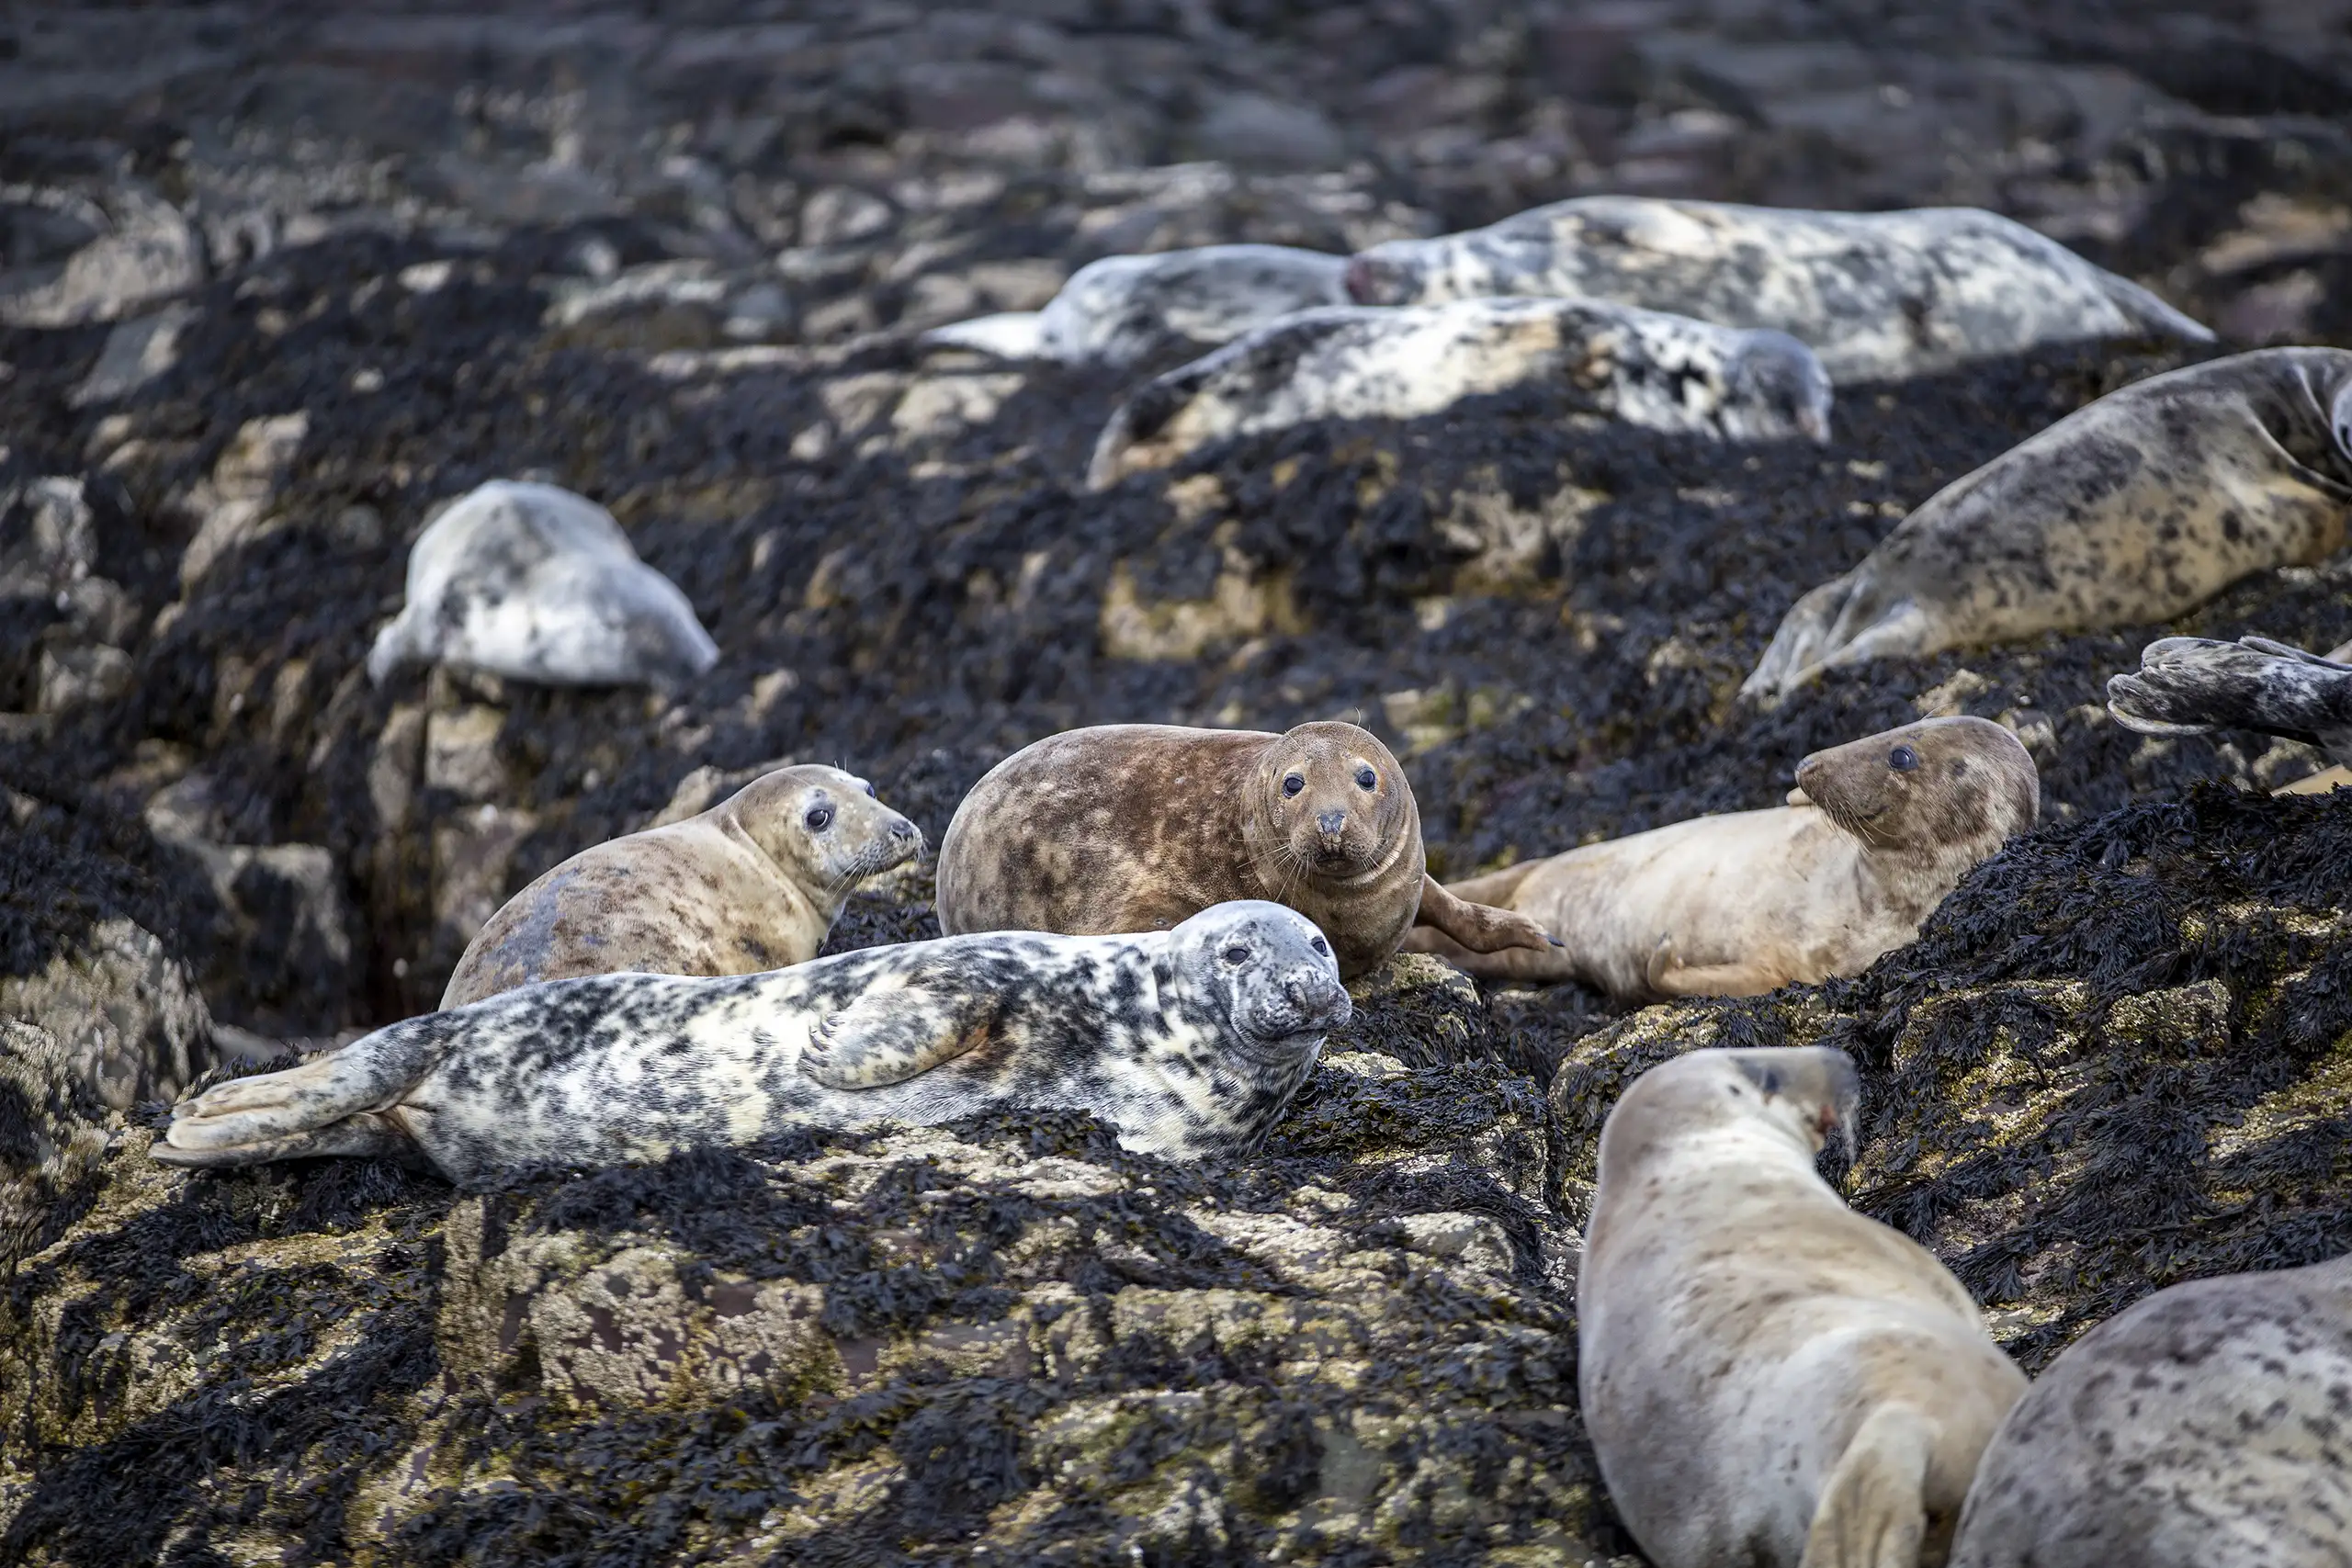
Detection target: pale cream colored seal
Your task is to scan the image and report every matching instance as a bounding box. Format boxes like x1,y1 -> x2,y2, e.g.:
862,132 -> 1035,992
1405,716 -> 2037,999
1579,1046 -> 2027,1568
441,764 -> 920,1007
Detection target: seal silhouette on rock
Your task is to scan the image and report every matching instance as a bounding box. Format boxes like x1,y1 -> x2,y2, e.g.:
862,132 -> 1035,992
922,243 -> 1348,366
933,720 -> 1559,981
1343,197 -> 2213,382
1951,1252 -> 2352,1568
441,764 -> 922,1009
153,901 -> 1350,1183
368,479 -> 720,690
1744,349 -> 2352,700
1405,716 -> 2037,999
1086,296 -> 1830,489
1580,1046 -> 2028,1568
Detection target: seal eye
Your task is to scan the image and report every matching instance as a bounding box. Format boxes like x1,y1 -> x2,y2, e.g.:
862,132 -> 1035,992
1888,745 -> 1919,773
805,805 -> 833,831
863,783 -> 876,798
1282,773 -> 1306,797
1221,943 -> 1250,965
1310,936 -> 1329,956
1759,1069 -> 1781,1094
1354,766 -> 1376,791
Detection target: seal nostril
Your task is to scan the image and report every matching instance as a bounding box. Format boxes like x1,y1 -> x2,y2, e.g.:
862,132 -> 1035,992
1316,809 -> 1346,836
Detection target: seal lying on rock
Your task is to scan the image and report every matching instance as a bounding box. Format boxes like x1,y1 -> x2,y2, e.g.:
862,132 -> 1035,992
1342,197 -> 2213,382
441,764 -> 922,1008
934,720 -> 1559,981
1405,716 -> 2037,999
1743,349 -> 2352,701
2108,634 -> 2352,767
153,901 -> 1349,1183
367,479 -> 719,689
1085,296 -> 1830,489
1951,1252 -> 2352,1568
1581,1046 -> 2028,1568
922,243 -> 1348,367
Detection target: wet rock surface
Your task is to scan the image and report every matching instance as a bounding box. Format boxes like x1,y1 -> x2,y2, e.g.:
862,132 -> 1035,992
1,2 -> 2349,1562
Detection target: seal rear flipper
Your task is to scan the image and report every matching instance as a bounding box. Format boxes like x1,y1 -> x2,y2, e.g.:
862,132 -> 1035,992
1644,937 -> 1793,1000
1803,1404 -> 1936,1568
2108,637 -> 2352,756
1742,572 -> 1860,702
2093,270 -> 2217,345
153,1111 -> 422,1170
1413,874 -> 1563,956
803,987 -> 1005,1090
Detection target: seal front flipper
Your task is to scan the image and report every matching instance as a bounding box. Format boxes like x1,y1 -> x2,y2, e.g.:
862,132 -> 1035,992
1643,936 -> 1792,1000
1413,874 -> 1561,954
1801,1404 -> 1935,1568
801,984 -> 1006,1090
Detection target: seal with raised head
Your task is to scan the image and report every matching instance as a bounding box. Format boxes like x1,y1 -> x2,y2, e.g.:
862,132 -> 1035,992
441,764 -> 922,1009
922,243 -> 1348,366
1343,196 -> 2213,382
1951,1252 -> 2352,1568
368,479 -> 719,690
1744,348 -> 2352,700
1580,1046 -> 2028,1568
933,720 -> 1559,981
1087,296 -> 1830,489
1405,716 -> 2037,999
153,900 -> 1350,1183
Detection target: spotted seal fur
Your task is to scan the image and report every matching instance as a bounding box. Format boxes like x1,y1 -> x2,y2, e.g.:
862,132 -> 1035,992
1405,716 -> 2037,999
153,900 -> 1349,1183
2108,633 -> 2352,771
1343,197 -> 2213,382
934,720 -> 1560,981
1744,349 -> 2352,700
1581,1046 -> 2028,1568
1085,296 -> 1830,489
1951,1252 -> 2352,1568
442,764 -> 922,1008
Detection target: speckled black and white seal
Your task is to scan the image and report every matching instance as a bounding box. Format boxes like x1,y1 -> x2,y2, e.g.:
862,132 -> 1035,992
153,901 -> 1350,1184
1343,197 -> 2213,382
1744,348 -> 2352,700
922,243 -> 1348,366
1950,1252 -> 2352,1568
368,479 -> 719,690
2108,634 -> 2352,766
1086,296 -> 1830,489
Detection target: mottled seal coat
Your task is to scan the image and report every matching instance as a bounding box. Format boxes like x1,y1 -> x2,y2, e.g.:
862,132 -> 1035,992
441,765 -> 922,1008
1744,349 -> 2352,700
923,243 -> 1348,366
1580,1047 -> 2028,1568
934,720 -> 1558,981
1086,297 -> 1830,489
2109,634 -> 2352,769
1405,717 -> 2037,1000
153,901 -> 1349,1184
1343,197 -> 2212,382
368,479 -> 719,689
1951,1253 -> 2352,1568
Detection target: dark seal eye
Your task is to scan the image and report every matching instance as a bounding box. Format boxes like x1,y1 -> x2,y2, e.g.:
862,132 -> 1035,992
1354,766 -> 1376,791
805,805 -> 833,830
1282,773 -> 1306,797
1310,936 -> 1329,956
1888,745 -> 1919,772
1759,1069 -> 1781,1094
863,783 -> 876,798
1222,944 -> 1250,965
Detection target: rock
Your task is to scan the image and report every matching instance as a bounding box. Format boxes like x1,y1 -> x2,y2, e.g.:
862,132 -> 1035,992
0,477 -> 96,597
0,917 -> 209,1113
35,645 -> 133,713
0,1020 -> 115,1269
69,302 -> 201,407
0,187 -> 203,328
176,412 -> 311,588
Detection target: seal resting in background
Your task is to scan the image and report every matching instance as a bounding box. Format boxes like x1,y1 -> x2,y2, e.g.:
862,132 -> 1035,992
153,901 -> 1349,1183
441,764 -> 922,1008
1580,1046 -> 2027,1568
2108,634 -> 2352,793
922,243 -> 1347,366
368,479 -> 719,690
1951,1252 -> 2352,1568
1086,297 -> 1830,489
1405,716 -> 2037,999
1342,197 -> 2212,382
933,720 -> 1559,981
1743,349 -> 2352,700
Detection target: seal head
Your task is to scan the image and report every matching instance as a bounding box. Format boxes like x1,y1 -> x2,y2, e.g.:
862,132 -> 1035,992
1607,1046 -> 1861,1169
1790,716 -> 2040,855
727,763 -> 923,899
1162,899 -> 1352,1053
1244,721 -> 1410,885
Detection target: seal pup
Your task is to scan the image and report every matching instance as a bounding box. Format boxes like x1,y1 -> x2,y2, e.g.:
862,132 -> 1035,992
1342,197 -> 2212,382
1580,1046 -> 2028,1568
2108,633 -> 2352,767
1744,349 -> 2352,700
441,764 -> 922,1008
368,479 -> 720,690
153,900 -> 1350,1183
1405,716 -> 2037,999
933,720 -> 1560,981
1087,297 -> 1830,489
1951,1253 -> 2352,1568
922,243 -> 1348,366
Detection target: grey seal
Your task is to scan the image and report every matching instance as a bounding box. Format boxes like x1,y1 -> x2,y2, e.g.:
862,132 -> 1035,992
1745,349 -> 2352,700
1951,1253 -> 2352,1568
2108,634 -> 2352,768
153,900 -> 1350,1184
1580,1046 -> 2027,1568
1087,296 -> 1830,488
441,764 -> 922,1008
1343,196 -> 2213,382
